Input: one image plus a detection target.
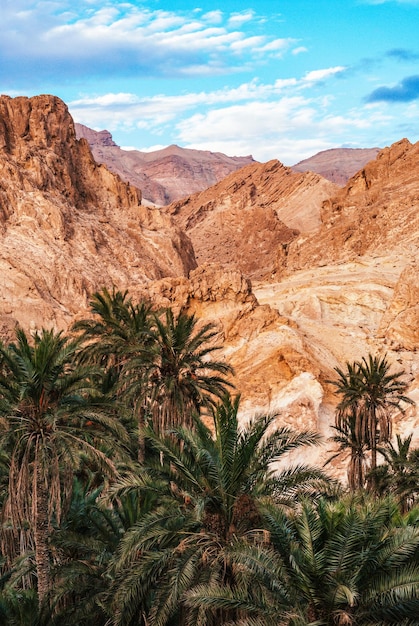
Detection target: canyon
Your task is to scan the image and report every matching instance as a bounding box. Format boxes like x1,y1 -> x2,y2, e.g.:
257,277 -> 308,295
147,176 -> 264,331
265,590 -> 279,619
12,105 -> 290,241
1,94 -> 419,480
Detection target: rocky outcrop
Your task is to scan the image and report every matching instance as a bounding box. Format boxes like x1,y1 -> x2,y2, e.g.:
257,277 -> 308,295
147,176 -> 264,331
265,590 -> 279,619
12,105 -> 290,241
284,139 -> 419,272
378,261 -> 419,351
0,95 -> 196,332
146,263 -> 322,436
75,124 -> 255,205
166,159 -> 338,280
292,147 -> 381,185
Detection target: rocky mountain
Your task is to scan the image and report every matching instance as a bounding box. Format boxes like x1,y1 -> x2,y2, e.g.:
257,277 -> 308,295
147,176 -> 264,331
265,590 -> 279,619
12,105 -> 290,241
0,95 -> 195,333
292,147 -> 381,185
166,160 -> 339,280
1,94 -> 418,480
75,123 -> 255,205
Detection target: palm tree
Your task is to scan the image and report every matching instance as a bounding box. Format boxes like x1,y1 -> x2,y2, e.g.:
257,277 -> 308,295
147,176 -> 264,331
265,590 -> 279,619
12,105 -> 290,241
0,327 -> 128,608
192,496 -> 419,625
106,394 -> 333,625
326,410 -> 368,491
74,290 -> 233,458
73,287 -> 156,461
269,495 -> 419,625
125,307 -> 233,433
372,433 -> 419,512
329,354 -> 413,484
73,287 -> 155,372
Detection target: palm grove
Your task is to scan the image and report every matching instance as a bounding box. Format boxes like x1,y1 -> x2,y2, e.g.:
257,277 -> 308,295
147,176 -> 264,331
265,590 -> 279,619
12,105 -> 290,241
0,288 -> 418,625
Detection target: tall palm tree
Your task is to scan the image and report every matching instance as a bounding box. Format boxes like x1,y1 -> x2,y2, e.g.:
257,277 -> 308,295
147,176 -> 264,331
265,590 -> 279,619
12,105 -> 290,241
73,287 -> 156,461
326,410 -> 368,491
107,394 -> 333,625
0,327 -> 128,608
73,287 -> 155,372
329,354 -> 413,483
125,307 -> 233,433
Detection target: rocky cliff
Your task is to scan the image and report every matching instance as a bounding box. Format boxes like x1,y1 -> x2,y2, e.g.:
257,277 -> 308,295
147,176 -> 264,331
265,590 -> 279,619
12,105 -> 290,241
75,124 -> 255,205
0,95 -> 196,333
166,159 -> 339,280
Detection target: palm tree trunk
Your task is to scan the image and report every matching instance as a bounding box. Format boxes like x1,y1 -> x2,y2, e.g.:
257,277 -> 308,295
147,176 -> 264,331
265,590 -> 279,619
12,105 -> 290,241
34,461 -> 51,608
138,404 -> 146,463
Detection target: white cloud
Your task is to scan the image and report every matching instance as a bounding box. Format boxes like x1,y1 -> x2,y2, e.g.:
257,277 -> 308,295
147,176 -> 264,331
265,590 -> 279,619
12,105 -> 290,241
1,3 -> 295,83
292,46 -> 308,55
69,68 -> 396,164
175,98 -> 378,164
303,67 -> 347,83
228,11 -> 255,26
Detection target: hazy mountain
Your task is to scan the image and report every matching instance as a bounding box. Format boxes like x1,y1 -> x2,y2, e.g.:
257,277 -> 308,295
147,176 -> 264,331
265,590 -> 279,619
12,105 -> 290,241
75,123 -> 255,205
292,147 -> 381,185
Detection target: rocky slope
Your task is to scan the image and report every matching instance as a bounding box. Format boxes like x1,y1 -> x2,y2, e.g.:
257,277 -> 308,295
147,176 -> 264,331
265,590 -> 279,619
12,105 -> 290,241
292,147 -> 381,185
75,124 -> 255,205
166,160 -> 339,280
161,138 -> 419,473
0,95 -> 196,333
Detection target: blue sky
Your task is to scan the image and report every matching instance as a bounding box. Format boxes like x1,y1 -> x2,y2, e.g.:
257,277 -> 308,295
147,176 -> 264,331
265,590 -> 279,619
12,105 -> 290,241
1,0 -> 419,164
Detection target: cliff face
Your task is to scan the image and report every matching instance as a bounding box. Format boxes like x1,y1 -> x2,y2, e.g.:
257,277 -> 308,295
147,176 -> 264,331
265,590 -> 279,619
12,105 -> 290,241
166,159 -> 338,280
285,139 -> 419,271
0,95 -> 196,332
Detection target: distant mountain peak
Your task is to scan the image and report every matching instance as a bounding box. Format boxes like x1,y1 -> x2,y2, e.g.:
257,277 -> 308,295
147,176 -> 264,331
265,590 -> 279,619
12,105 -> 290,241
292,147 -> 381,185
75,123 -> 255,205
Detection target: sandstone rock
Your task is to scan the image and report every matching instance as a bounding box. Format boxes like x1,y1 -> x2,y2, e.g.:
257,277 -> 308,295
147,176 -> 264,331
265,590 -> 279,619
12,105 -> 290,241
0,95 -> 196,330
378,261 -> 419,350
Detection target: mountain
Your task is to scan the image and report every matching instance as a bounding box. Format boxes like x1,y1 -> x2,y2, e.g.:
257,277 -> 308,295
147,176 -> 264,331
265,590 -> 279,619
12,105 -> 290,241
166,159 -> 339,280
75,123 -> 255,205
1,94 -> 418,478
292,147 -> 381,184
0,95 -> 195,333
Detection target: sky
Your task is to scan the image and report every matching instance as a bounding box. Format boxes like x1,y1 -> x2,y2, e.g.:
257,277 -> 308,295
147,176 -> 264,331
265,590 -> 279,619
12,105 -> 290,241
1,0 -> 419,165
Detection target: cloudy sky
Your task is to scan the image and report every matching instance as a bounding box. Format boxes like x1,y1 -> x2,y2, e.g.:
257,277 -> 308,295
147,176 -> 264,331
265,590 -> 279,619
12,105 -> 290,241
1,0 -> 419,164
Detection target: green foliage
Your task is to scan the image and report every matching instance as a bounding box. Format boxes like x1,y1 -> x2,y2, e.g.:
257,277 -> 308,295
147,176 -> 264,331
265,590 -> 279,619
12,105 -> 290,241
0,295 -> 417,625
328,354 -> 414,489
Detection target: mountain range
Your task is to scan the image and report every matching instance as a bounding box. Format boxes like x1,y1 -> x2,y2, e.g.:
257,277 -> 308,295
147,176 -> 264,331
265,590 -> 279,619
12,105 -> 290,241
75,123 -> 379,204
1,93 -> 418,479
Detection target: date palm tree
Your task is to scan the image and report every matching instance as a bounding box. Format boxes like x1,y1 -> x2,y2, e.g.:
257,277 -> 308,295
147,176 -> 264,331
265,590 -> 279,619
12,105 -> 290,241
125,307 -> 234,433
73,287 -> 156,461
0,327 -> 128,609
329,354 -> 413,485
326,409 -> 368,491
107,394 -> 333,626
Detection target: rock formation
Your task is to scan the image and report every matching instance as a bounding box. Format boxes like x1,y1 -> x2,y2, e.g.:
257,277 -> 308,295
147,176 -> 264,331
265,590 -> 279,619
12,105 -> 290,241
75,124 -> 255,205
0,95 -> 196,332
166,159 -> 338,280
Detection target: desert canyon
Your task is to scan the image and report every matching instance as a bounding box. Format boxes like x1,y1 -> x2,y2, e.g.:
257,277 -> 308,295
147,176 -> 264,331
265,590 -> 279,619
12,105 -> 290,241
1,93 -> 419,478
